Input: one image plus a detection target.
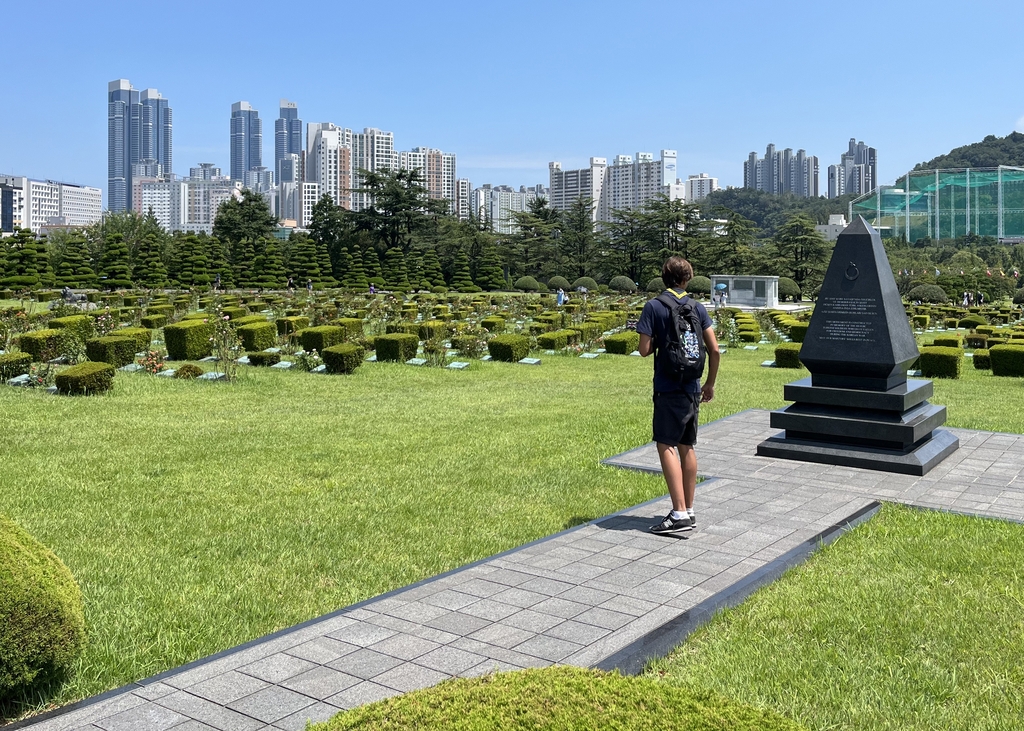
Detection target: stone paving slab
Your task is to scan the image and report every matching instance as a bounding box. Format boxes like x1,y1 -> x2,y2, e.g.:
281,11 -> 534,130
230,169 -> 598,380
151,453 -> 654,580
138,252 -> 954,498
11,409 -> 1024,731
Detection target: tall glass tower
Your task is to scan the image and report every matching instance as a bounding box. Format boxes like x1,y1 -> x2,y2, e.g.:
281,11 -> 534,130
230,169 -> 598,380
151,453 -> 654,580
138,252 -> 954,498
275,100 -> 303,185
108,79 -> 172,212
230,102 -> 262,182
141,89 -> 172,175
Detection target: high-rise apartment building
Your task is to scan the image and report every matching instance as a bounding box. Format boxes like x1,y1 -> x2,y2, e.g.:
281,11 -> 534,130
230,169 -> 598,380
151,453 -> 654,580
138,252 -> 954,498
189,163 -> 224,181
743,144 -> 819,197
472,184 -> 548,234
137,167 -> 242,234
306,124 -> 354,208
230,102 -> 263,182
827,138 -> 877,198
454,178 -> 472,220
549,158 -> 606,218
275,100 -> 303,186
684,173 -> 719,202
108,79 -> 172,212
549,150 -> 679,222
351,128 -> 396,211
397,147 -> 457,210
0,175 -> 102,231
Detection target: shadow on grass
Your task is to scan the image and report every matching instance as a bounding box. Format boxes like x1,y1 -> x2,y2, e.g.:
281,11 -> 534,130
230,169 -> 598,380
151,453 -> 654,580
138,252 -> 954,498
0,669 -> 74,726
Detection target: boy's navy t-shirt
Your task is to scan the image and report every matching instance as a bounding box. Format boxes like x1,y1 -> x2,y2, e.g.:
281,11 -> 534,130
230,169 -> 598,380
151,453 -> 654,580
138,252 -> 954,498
636,289 -> 714,394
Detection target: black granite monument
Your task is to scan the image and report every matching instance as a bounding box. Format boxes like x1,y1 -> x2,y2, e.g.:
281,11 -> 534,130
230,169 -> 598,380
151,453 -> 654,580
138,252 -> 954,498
756,216 -> 959,475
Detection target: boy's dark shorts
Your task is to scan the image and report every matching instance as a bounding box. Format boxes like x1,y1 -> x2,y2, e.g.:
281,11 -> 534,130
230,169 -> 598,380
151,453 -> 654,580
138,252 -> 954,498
653,390 -> 700,446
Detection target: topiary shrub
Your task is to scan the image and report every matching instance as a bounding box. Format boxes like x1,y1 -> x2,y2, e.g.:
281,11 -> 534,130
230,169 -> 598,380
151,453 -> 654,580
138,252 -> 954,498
0,352 -> 33,379
739,331 -> 760,343
173,363 -> 203,379
451,334 -> 485,358
546,276 -> 571,291
604,331 -> 640,354
276,316 -> 310,336
140,314 -> 166,329
536,329 -> 577,350
84,336 -> 136,367
778,277 -> 801,302
481,317 -> 505,333
788,322 -> 809,343
912,315 -> 930,329
230,315 -> 267,327
246,351 -> 281,367
299,326 -> 345,353
55,361 -> 116,394
49,315 -> 95,342
646,277 -> 665,293
418,320 -> 448,341
943,317 -> 958,328
237,321 -> 276,352
973,348 -> 991,369
774,342 -> 803,368
919,346 -> 963,379
375,333 -> 419,362
332,318 -> 364,339
487,334 -> 530,362
569,321 -> 603,343
514,276 -> 540,292
609,276 -> 638,293
0,515 -> 86,699
932,335 -> 962,348
907,284 -> 950,303
958,314 -> 988,329
571,277 -> 598,292
18,329 -> 61,362
965,333 -> 988,349
116,327 -> 151,351
221,306 -> 248,320
686,276 -> 711,296
988,344 -> 1024,376
322,343 -> 365,374
164,320 -> 214,360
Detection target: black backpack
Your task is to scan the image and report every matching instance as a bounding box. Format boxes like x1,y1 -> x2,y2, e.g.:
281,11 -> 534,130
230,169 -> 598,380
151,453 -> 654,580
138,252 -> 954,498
655,293 -> 707,382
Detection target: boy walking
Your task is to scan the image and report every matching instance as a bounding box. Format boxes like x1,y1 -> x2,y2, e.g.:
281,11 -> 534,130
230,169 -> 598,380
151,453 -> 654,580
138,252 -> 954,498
636,257 -> 720,535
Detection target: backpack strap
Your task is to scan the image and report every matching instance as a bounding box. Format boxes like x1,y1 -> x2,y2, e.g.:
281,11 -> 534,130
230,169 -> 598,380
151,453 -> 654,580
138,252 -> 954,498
655,292 -> 688,312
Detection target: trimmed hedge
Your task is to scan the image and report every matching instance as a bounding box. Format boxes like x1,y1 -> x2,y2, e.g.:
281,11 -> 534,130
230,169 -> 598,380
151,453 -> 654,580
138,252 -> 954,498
173,363 -> 203,379
299,326 -> 345,353
222,306 -> 248,320
788,322 -> 809,342
604,331 -> 640,354
919,346 -> 963,379
49,315 -> 95,342
958,314 -> 988,329
322,343 -> 365,374
965,333 -> 988,349
0,515 -> 86,698
140,314 -> 166,329
932,335 -> 962,348
911,315 -> 929,328
237,322 -> 276,352
333,318 -> 364,339
55,361 -> 116,394
246,351 -> 281,367
481,317 -> 505,333
774,342 -> 803,368
569,321 -> 602,342
117,327 -> 152,350
375,333 -> 420,362
276,316 -> 310,335
164,320 -> 215,360
973,348 -> 991,370
18,329 -> 62,362
488,334 -> 530,362
418,320 -> 448,341
537,329 -> 579,350
0,352 -> 33,379
989,344 -> 1024,377
85,336 -> 137,367
230,315 -> 267,327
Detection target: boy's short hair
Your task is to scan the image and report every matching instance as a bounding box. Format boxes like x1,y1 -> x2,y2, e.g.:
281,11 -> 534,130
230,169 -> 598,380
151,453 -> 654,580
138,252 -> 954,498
662,257 -> 694,289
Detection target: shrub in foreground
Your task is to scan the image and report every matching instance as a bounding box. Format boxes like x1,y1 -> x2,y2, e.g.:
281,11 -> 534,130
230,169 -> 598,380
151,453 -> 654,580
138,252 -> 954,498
18,329 -> 61,361
322,343 -> 365,374
237,322 -> 276,352
55,361 -> 115,394
0,515 -> 86,700
919,346 -> 963,379
487,334 -> 530,362
0,352 -> 32,379
989,344 -> 1024,377
604,331 -> 640,354
375,333 -> 419,362
84,336 -> 137,367
173,363 -> 203,379
537,329 -> 578,350
246,351 -> 281,367
299,326 -> 345,353
774,342 -> 803,368
164,320 -> 214,360
973,348 -> 991,370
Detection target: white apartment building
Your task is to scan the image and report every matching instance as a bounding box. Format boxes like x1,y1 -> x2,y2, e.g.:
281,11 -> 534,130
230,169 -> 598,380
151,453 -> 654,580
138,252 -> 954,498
0,175 -> 102,232
454,178 -> 472,220
136,174 -> 242,234
351,128 -> 396,211
138,179 -> 188,230
684,173 -> 719,202
472,184 -> 548,235
397,147 -> 456,210
549,150 -> 677,222
297,182 -> 320,228
306,124 -> 354,208
549,158 -> 606,219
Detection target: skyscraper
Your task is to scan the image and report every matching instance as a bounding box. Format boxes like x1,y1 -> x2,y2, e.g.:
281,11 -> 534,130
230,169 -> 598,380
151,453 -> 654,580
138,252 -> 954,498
108,79 -> 172,212
275,100 -> 303,186
742,144 -> 818,198
230,102 -> 262,182
827,138 -> 877,198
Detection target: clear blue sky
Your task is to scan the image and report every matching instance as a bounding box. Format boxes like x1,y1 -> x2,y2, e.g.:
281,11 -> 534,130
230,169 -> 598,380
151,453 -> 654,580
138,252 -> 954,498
2,0 -> 1022,205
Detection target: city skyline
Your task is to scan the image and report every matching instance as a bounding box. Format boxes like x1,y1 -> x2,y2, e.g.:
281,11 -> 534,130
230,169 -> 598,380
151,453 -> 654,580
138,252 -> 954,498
3,1 -> 1022,206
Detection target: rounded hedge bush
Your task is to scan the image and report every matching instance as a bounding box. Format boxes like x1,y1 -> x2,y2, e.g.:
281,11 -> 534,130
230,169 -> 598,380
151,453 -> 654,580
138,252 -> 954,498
55,362 -> 116,395
571,277 -> 598,292
907,284 -> 949,303
608,276 -> 638,293
546,276 -> 571,291
687,276 -> 711,296
778,276 -> 801,301
958,314 -> 988,329
646,277 -> 665,293
0,514 -> 86,699
514,276 -> 540,292
173,363 -> 203,379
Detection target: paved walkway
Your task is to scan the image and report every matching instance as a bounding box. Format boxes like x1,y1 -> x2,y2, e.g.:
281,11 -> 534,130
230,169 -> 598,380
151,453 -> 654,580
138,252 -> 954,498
12,410 -> 1024,731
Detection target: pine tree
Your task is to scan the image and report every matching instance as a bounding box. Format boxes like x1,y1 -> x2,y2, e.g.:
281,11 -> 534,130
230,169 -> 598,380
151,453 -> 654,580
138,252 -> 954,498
288,235 -> 321,287
37,236 -> 56,288
1,229 -> 42,289
383,247 -> 410,291
317,240 -> 338,287
475,245 -> 507,291
100,233 -> 133,290
407,250 -> 423,290
175,235 -> 210,288
232,238 -> 257,288
342,246 -> 368,289
420,248 -> 446,288
450,248 -> 475,291
253,239 -> 287,289
363,246 -> 382,280
56,234 -> 99,288
133,234 -> 168,288
206,236 -> 233,289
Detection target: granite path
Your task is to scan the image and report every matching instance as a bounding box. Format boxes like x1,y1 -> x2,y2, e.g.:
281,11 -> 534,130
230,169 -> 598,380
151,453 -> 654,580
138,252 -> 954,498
10,409 -> 1024,731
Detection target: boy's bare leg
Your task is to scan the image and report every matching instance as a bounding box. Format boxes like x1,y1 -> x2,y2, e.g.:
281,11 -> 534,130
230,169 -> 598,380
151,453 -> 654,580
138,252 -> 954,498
656,443 -> 697,513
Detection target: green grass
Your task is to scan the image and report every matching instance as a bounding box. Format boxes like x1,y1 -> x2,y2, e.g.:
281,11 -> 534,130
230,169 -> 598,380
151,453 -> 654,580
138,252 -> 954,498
313,667 -> 806,731
0,346 -> 787,718
648,504 -> 1024,731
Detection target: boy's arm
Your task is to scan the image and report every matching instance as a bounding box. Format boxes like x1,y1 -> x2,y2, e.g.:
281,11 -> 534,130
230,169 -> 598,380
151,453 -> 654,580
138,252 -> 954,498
700,326 -> 720,402
639,333 -> 654,357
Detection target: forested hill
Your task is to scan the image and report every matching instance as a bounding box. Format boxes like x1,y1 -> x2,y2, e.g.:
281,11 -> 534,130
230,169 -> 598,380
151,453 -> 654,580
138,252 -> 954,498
914,131 -> 1024,170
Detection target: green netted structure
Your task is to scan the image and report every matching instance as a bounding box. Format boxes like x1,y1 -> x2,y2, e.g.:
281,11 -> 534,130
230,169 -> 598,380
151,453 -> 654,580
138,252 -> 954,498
851,166 -> 1024,242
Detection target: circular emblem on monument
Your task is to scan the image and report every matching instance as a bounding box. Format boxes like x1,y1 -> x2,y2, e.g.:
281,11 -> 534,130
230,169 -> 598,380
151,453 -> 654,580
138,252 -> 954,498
845,262 -> 860,281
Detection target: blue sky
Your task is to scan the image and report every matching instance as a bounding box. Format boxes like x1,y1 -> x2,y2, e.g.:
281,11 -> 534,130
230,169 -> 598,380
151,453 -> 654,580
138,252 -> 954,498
2,0 -> 1022,204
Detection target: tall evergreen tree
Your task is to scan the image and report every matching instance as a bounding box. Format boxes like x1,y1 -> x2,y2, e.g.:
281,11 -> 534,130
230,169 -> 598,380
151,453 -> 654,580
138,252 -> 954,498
212,189 -> 278,245
420,248 -> 446,288
363,246 -> 382,279
770,213 -> 831,290
559,197 -> 598,278
206,236 -> 234,288
100,233 -> 133,290
450,248 -> 475,291
252,239 -> 287,289
2,229 -> 43,289
383,247 -> 410,291
132,234 -> 168,288
288,235 -> 321,286
36,236 -> 56,288
53,235 -> 97,288
175,234 -> 211,288
316,240 -> 338,287
232,238 -> 257,288
475,245 -> 506,291
342,245 -> 368,289
308,194 -> 346,277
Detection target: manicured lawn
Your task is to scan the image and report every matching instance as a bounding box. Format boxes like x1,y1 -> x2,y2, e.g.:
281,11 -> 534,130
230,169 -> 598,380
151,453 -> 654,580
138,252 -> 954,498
0,346 -> 790,717
648,504 -> 1024,730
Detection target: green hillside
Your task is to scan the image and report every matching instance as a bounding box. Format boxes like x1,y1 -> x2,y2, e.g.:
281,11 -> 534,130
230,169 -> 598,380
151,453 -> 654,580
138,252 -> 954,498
914,131 -> 1024,170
